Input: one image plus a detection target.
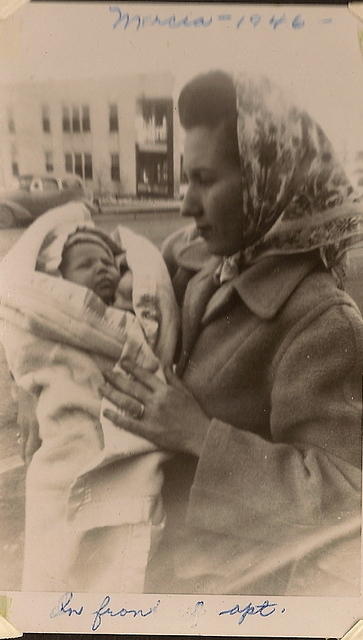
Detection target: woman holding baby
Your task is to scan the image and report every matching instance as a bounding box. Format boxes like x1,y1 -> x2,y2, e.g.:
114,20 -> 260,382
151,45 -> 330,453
102,71 -> 363,596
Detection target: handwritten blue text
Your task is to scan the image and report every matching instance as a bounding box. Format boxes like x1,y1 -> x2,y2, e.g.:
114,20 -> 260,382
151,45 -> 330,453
219,600 -> 284,625
91,595 -> 160,631
109,7 -> 333,32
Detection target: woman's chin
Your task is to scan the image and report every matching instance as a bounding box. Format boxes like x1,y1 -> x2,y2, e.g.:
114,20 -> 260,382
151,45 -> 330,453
199,236 -> 221,255
204,240 -> 238,257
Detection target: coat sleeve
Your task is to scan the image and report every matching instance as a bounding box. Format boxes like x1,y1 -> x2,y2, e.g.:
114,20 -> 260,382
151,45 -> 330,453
187,301 -> 362,544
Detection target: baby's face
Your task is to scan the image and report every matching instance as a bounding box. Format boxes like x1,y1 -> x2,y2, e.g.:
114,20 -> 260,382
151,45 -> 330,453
60,242 -> 120,305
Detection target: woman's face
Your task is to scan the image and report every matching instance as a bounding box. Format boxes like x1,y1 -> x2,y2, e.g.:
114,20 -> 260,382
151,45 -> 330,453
181,123 -> 244,256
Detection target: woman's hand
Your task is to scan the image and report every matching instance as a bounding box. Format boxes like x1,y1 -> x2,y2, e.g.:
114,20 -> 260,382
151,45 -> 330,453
100,359 -> 210,457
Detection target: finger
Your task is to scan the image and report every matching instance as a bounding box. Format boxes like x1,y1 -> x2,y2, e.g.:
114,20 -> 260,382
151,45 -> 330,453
120,359 -> 164,392
164,365 -> 185,389
101,383 -> 146,416
25,433 -> 41,467
103,385 -> 145,419
122,356 -> 159,375
103,370 -> 151,402
103,408 -> 150,440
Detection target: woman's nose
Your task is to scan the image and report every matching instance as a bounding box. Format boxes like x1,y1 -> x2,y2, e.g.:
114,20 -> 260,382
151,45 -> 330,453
180,186 -> 203,219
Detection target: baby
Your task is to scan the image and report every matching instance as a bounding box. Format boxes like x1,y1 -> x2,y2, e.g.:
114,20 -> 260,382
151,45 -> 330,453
2,203 -> 178,593
58,228 -> 133,310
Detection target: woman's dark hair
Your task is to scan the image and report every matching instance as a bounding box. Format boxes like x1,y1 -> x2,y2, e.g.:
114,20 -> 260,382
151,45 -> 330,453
178,70 -> 239,164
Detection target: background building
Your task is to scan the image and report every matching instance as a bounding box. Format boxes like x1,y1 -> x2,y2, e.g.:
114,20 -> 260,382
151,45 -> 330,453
0,73 -> 181,198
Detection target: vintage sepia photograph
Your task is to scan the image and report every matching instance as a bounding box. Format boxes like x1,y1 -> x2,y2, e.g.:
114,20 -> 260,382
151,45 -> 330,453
0,3 -> 363,633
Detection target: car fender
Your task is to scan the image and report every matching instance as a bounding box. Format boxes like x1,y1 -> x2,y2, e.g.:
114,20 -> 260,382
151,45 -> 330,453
0,199 -> 33,225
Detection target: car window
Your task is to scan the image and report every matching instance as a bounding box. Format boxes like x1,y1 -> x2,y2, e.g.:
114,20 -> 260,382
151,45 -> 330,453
61,177 -> 83,190
31,179 -> 42,191
18,176 -> 33,190
41,178 -> 60,192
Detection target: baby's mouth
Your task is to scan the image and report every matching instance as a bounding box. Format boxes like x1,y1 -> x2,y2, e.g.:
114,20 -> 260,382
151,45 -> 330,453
95,279 -> 116,304
95,277 -> 115,293
97,275 -> 114,286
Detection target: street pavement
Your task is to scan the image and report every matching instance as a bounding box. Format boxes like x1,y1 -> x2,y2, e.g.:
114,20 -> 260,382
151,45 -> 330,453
0,208 -> 186,590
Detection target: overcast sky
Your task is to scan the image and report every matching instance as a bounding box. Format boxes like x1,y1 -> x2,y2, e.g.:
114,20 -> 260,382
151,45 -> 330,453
0,2 -> 362,163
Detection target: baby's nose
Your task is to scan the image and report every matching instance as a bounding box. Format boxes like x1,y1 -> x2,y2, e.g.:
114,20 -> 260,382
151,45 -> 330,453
96,260 -> 109,272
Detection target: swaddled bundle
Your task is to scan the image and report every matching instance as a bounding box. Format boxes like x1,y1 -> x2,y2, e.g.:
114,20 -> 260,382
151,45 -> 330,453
0,202 -> 179,592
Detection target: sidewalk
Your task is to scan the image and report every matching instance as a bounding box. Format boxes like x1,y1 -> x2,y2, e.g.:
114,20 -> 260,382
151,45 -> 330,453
97,197 -> 181,216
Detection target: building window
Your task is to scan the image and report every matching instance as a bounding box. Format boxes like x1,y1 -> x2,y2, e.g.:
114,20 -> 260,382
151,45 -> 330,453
63,104 -> 91,133
110,153 -> 120,181
84,153 -> 93,179
154,104 -> 165,127
42,105 -> 51,133
7,108 -> 15,134
137,98 -> 168,145
109,104 -> 119,132
45,151 -> 54,173
137,151 -> 169,196
82,105 -> 90,132
11,161 -> 19,176
72,107 -> 81,133
64,152 -> 93,180
65,152 -> 72,173
62,106 -> 71,132
73,152 -> 82,176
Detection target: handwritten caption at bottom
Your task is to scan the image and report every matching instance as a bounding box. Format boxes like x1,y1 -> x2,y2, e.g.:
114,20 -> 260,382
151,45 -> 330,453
50,591 -> 286,631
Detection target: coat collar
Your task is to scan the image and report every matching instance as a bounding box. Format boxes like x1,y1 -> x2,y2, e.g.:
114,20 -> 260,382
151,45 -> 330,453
176,247 -> 320,374
232,252 -> 321,319
187,251 -> 321,325
176,238 -> 320,321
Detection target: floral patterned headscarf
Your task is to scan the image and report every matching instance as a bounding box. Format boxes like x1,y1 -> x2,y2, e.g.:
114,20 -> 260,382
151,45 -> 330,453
234,74 -> 363,274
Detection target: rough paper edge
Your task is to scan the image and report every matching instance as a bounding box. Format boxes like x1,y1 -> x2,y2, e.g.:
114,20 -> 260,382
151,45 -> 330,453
0,598 -> 22,639
0,0 -> 28,21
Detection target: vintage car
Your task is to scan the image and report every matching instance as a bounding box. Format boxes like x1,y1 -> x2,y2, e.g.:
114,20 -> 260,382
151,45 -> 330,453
0,174 -> 93,228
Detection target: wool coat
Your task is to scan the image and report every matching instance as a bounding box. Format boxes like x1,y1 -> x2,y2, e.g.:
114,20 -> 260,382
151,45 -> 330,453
145,230 -> 363,596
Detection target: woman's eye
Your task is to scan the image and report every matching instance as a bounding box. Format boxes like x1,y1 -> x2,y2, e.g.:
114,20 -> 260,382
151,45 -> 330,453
196,173 -> 215,186
200,177 -> 214,185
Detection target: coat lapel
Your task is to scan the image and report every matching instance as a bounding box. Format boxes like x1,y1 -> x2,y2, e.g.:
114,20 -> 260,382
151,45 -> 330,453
176,251 -> 321,375
201,281 -> 236,326
176,257 -> 220,375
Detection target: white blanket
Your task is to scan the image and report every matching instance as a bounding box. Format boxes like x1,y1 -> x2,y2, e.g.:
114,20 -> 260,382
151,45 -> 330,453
0,202 -> 179,592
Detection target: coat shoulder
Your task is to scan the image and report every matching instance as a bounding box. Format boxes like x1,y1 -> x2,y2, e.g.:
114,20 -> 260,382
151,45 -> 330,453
275,266 -> 363,373
284,265 -> 362,326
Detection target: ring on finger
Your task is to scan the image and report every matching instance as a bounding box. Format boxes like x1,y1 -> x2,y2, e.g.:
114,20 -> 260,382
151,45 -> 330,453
113,401 -> 145,420
134,402 -> 145,420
